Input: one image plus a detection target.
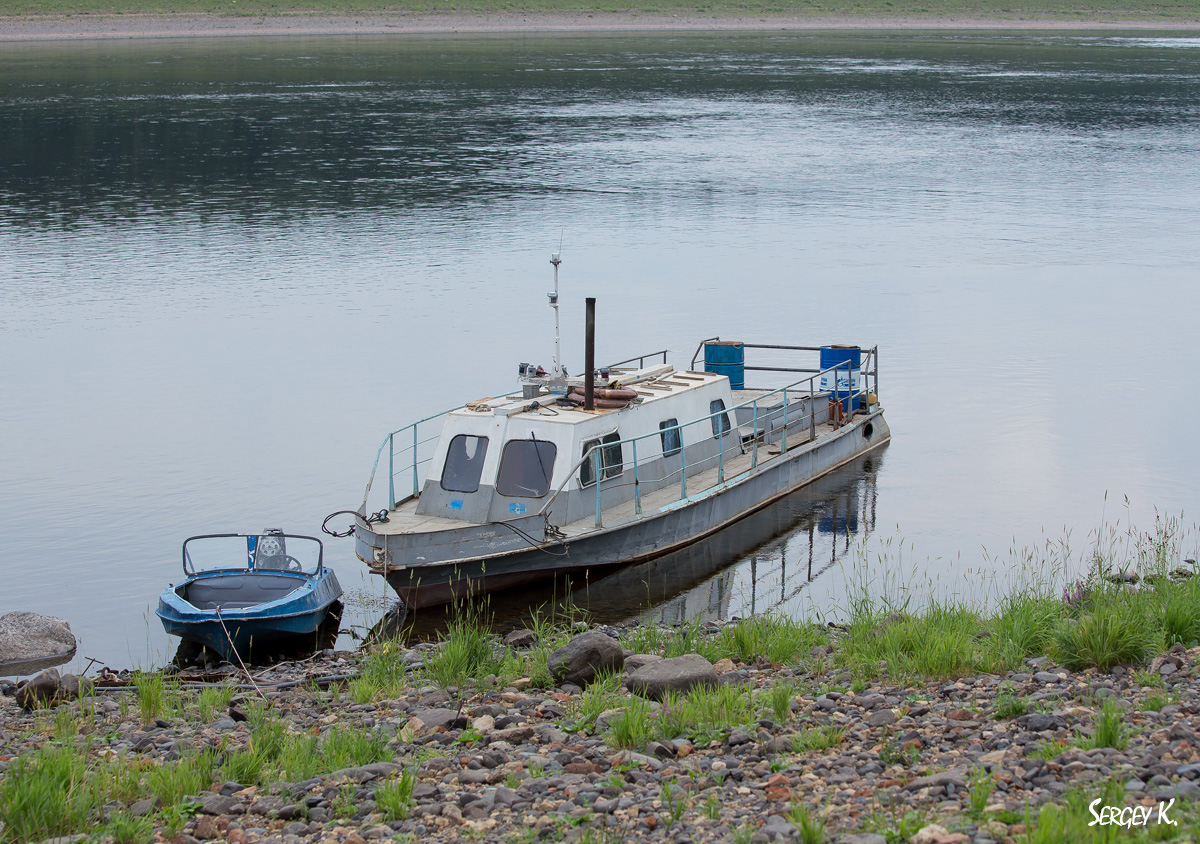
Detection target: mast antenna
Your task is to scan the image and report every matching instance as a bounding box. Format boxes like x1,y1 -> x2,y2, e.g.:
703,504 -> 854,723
549,236 -> 564,379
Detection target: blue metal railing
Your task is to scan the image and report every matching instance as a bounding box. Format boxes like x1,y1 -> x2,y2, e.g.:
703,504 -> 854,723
540,346 -> 878,529
360,390 -> 523,512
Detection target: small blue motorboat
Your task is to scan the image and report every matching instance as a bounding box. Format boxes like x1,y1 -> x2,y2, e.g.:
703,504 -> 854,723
156,529 -> 342,662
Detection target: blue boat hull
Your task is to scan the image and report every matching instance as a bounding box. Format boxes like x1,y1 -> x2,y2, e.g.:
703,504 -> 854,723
156,568 -> 342,661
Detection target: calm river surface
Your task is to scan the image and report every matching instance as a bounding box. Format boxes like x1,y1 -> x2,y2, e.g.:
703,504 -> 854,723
2,31 -> 1199,669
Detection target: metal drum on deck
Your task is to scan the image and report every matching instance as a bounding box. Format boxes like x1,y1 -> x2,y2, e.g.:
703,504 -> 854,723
819,345 -> 861,413
704,341 -> 745,390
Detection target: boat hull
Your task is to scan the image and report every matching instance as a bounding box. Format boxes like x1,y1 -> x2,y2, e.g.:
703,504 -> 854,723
375,410 -> 889,609
156,569 -> 342,661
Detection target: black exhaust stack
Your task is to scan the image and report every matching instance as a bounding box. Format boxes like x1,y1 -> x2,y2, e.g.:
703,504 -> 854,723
584,297 -> 596,410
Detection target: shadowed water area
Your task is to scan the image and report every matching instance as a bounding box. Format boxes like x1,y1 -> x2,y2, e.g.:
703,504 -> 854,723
1,31 -> 1198,668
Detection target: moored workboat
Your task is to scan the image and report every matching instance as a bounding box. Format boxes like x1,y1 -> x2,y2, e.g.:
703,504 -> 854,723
348,262 -> 889,609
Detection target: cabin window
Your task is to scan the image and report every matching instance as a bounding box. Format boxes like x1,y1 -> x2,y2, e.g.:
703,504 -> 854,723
440,434 -> 490,493
659,419 -> 681,457
496,438 -> 558,498
579,432 -> 623,488
710,399 -> 732,439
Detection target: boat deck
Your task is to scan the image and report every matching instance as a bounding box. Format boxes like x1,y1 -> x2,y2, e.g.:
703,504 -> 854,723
371,413 -> 835,539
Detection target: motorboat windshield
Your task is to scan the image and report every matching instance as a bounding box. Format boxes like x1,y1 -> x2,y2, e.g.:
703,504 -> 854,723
182,530 -> 324,576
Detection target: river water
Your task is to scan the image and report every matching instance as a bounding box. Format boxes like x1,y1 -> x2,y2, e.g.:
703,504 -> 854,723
2,31 -> 1198,669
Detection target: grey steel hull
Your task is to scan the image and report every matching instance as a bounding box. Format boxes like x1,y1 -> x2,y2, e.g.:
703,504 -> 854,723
362,409 -> 889,609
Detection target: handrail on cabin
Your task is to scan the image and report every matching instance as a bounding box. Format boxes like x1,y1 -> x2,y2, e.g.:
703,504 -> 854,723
360,390 -> 523,512
537,350 -> 879,526
606,349 -> 670,370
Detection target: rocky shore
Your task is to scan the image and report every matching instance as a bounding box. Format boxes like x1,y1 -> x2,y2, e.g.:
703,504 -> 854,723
4,614 -> 1200,844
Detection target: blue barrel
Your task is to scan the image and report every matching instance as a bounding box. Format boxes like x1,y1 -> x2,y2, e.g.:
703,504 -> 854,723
819,345 -> 861,413
704,341 -> 745,390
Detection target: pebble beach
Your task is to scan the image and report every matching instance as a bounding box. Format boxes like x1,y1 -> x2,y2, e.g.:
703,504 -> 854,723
4,617 -> 1200,844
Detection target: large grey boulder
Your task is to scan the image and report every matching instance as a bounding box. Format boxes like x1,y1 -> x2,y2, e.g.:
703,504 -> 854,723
0,612 -> 77,675
548,630 -> 624,687
625,653 -> 718,700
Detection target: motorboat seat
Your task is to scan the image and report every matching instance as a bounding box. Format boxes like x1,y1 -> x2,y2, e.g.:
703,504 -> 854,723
183,573 -> 302,610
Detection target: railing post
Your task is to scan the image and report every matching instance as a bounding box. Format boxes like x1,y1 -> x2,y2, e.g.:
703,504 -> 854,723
782,389 -> 789,453
751,400 -> 759,468
593,450 -> 603,528
680,436 -> 688,501
412,425 -> 419,498
632,439 -> 641,515
388,432 -> 395,509
810,377 -> 816,441
718,420 -> 725,485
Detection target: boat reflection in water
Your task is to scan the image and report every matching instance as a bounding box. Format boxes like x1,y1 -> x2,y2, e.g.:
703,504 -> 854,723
368,446 -> 883,643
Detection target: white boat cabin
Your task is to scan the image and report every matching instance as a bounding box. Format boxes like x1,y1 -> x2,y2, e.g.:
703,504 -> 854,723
413,364 -> 741,527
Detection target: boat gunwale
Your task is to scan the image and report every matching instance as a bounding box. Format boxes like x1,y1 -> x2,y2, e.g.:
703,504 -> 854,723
156,568 -> 341,622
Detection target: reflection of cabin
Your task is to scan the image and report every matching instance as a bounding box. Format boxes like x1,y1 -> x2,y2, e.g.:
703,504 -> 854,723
412,365 -> 829,528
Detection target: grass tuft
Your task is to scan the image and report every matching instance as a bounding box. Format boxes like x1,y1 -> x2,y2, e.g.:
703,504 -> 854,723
993,687 -> 1029,719
1053,594 -> 1160,671
376,768 -> 417,821
607,695 -> 652,750
966,767 -> 996,819
425,616 -> 501,688
1076,698 -> 1130,750
0,745 -> 91,842
145,749 -> 216,806
106,811 -> 154,844
787,799 -> 826,844
196,684 -> 235,722
793,725 -> 845,753
133,672 -> 173,724
764,681 -> 798,724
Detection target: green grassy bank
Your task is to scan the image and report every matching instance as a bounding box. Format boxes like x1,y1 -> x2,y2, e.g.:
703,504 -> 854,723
4,0 -> 1200,23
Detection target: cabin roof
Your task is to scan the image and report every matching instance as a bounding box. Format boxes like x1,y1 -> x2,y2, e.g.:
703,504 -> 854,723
447,367 -> 727,425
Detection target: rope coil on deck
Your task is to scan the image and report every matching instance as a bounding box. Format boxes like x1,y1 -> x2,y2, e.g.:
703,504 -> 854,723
321,509 -> 388,538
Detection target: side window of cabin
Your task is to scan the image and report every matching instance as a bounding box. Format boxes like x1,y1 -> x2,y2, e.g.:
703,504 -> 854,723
710,400 -> 732,439
659,419 -> 681,457
440,435 -> 489,493
579,432 -> 622,488
496,438 -> 557,498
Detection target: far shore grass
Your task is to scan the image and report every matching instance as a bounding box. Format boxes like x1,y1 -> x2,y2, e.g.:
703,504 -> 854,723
4,0 -> 1200,23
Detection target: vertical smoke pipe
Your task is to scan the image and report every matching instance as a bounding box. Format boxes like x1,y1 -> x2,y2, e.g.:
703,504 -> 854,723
584,297 -> 596,411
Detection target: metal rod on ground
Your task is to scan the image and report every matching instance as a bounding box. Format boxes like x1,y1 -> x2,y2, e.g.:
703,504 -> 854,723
584,297 -> 596,410
214,607 -> 268,702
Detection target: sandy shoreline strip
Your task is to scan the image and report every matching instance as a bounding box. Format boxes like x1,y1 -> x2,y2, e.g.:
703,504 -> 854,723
1,11 -> 1198,41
